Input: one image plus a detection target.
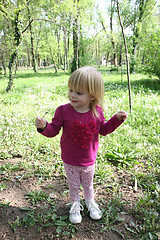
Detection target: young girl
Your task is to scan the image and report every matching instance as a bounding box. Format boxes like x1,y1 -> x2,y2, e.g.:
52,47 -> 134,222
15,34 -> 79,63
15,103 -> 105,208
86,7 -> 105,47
35,66 -> 127,224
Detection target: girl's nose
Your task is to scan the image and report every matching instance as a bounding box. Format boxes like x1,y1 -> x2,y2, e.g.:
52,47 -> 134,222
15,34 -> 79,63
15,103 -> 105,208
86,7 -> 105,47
71,91 -> 76,97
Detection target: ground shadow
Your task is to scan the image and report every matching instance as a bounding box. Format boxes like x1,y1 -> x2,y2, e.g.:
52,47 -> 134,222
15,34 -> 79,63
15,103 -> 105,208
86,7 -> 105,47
104,77 -> 160,93
1,69 -> 159,96
0,70 -> 69,81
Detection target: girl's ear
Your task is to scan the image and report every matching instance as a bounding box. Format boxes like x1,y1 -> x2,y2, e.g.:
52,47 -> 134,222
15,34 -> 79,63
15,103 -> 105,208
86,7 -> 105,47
90,96 -> 95,101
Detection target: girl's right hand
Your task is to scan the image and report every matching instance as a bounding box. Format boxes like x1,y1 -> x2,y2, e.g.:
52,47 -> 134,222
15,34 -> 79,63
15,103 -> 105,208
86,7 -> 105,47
35,116 -> 47,130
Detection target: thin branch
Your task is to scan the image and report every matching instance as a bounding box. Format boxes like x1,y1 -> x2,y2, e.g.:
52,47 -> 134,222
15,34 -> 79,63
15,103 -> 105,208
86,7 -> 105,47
24,0 -> 33,8
22,19 -> 34,34
34,18 -> 56,23
117,0 -> 132,112
0,6 -> 13,20
93,28 -> 104,38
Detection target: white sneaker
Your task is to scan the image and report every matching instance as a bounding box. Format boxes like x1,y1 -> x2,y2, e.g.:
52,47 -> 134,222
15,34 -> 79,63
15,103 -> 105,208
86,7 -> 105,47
86,200 -> 102,220
69,201 -> 84,224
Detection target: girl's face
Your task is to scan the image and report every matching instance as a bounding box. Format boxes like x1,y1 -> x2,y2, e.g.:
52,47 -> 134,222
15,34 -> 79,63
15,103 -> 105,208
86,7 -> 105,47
68,89 -> 94,113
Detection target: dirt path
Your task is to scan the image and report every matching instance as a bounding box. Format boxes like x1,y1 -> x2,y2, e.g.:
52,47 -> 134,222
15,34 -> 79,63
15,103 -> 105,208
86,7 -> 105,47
0,158 -> 145,240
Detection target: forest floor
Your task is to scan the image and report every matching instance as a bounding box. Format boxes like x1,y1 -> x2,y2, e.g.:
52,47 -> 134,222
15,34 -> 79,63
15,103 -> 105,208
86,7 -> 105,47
1,157 -> 158,240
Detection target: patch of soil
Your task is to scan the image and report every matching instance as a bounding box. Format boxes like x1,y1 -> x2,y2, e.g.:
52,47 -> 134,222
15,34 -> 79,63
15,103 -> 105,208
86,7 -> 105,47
0,158 -> 145,240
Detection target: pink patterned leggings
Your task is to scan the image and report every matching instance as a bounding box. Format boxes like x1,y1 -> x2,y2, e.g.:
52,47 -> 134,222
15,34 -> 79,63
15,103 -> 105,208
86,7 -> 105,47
63,162 -> 95,202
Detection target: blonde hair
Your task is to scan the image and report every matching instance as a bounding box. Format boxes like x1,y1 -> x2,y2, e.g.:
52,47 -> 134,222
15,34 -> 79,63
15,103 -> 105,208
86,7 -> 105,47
68,66 -> 104,118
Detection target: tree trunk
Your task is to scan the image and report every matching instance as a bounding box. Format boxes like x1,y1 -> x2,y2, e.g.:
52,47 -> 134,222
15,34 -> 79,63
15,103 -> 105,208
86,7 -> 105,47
67,20 -> 71,69
110,0 -> 117,67
4,1 -> 34,91
46,31 -> 57,73
117,0 -> 132,112
27,5 -> 37,72
130,1 -> 146,73
72,17 -> 79,72
71,0 -> 79,73
27,51 -> 32,67
119,41 -> 122,66
1,53 -> 6,76
63,25 -> 67,72
130,13 -> 138,73
106,52 -> 109,66
6,10 -> 21,92
35,22 -> 42,69
56,29 -> 61,69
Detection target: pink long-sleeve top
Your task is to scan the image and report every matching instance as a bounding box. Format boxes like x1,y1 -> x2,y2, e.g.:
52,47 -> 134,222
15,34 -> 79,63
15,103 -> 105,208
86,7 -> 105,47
38,103 -> 123,166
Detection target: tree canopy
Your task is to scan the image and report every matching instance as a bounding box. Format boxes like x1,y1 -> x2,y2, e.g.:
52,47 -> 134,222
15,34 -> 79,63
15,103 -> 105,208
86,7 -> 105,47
0,0 -> 159,90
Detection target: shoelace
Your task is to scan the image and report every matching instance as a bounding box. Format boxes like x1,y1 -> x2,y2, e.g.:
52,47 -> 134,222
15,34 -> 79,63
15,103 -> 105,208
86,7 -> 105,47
87,201 -> 101,213
69,202 -> 84,214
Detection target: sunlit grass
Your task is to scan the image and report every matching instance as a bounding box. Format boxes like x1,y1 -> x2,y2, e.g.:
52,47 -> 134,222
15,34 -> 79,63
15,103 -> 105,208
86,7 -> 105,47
0,68 -> 159,162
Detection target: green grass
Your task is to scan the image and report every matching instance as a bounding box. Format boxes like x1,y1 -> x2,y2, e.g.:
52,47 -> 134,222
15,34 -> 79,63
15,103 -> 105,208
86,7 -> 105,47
0,69 -> 159,162
0,68 -> 160,239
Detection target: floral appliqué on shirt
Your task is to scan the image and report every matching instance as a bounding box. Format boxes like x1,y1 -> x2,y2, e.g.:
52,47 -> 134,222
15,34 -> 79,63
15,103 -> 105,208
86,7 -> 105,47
70,120 -> 98,149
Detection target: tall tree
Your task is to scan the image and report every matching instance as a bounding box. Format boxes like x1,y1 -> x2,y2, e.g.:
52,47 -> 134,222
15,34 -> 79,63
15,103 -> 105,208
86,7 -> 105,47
117,0 -> 132,112
110,0 -> 117,67
141,10 -> 160,79
130,0 -> 156,73
0,18 -> 9,76
72,0 -> 80,72
27,3 -> 37,72
0,0 -> 34,91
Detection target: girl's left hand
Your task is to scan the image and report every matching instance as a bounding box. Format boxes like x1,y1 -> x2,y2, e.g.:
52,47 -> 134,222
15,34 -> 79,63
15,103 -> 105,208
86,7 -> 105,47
116,111 -> 128,122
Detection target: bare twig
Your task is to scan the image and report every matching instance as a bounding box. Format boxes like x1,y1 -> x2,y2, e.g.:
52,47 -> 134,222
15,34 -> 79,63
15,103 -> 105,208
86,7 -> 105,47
116,0 -> 132,112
